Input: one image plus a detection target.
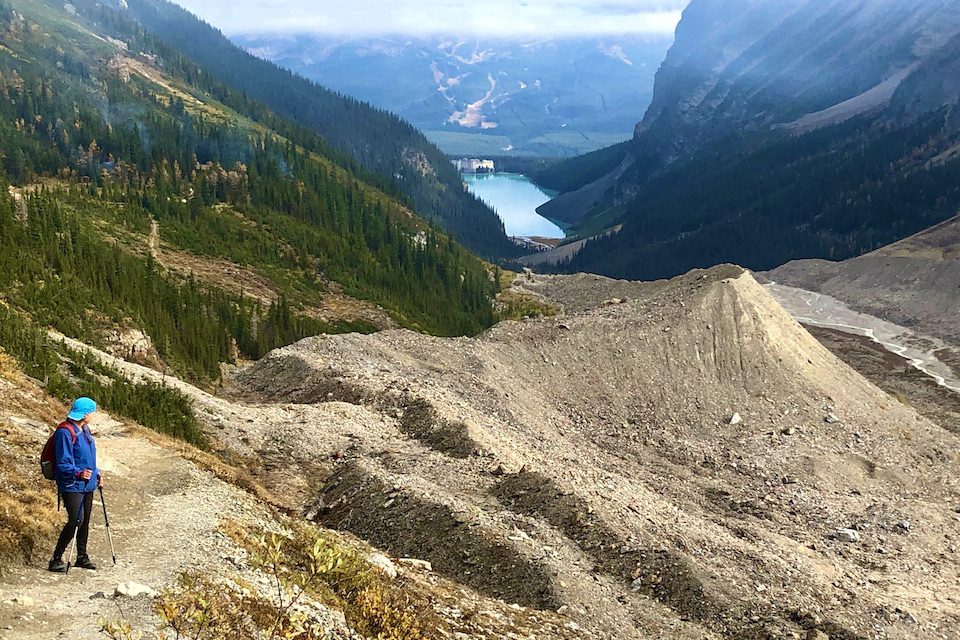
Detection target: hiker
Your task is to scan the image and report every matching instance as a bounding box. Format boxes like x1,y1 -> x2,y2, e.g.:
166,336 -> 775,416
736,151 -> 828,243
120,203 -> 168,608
48,397 -> 102,573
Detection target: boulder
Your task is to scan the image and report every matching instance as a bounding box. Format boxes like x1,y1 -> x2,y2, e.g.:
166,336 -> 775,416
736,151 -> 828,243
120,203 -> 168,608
397,558 -> 433,572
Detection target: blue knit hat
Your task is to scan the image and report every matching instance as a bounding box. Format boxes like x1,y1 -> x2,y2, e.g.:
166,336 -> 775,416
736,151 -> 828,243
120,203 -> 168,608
67,397 -> 97,421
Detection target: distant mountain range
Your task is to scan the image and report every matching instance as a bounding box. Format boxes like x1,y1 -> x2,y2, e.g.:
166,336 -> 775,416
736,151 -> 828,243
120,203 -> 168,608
536,0 -> 960,280
233,34 -> 674,157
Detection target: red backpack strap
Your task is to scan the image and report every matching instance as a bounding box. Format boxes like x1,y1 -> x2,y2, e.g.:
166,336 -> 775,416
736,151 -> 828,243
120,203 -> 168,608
57,421 -> 78,443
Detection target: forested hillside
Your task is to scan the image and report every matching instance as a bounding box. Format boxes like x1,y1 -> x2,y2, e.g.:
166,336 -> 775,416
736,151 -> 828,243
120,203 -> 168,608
120,0 -> 520,259
0,0 -> 498,394
531,141 -> 630,194
561,111 -> 960,279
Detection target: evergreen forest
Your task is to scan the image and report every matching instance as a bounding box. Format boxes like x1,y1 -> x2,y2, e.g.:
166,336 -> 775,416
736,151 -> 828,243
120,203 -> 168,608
0,0 -> 503,437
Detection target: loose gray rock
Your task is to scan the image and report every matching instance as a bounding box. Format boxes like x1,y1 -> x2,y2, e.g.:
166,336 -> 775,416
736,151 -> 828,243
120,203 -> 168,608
7,596 -> 34,607
114,582 -> 158,598
367,553 -> 398,579
833,529 -> 861,543
729,412 -> 743,425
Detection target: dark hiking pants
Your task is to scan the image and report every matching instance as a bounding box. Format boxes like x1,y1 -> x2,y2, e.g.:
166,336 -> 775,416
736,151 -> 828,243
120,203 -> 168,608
53,491 -> 94,560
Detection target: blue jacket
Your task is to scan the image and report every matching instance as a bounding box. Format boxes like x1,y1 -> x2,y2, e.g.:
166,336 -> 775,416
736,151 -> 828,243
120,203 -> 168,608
54,421 -> 99,494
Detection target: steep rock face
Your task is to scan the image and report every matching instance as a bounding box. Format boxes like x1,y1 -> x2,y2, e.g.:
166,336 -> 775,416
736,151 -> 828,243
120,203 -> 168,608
537,0 -> 960,281
637,0 -> 960,159
891,30 -> 960,118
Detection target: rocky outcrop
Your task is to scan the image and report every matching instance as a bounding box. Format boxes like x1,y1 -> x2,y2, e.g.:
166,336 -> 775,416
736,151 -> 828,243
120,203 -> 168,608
635,0 -> 960,161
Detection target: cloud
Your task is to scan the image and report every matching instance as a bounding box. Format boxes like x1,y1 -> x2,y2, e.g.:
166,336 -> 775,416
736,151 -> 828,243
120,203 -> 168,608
172,0 -> 688,37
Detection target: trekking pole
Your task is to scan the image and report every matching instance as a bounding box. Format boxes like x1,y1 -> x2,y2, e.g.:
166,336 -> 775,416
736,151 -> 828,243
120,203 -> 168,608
99,487 -> 117,566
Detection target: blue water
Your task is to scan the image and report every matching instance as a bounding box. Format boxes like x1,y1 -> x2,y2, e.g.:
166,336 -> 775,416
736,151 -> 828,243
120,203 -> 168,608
463,173 -> 564,238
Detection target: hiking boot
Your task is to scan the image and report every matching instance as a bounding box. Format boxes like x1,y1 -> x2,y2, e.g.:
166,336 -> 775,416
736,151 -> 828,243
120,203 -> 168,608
74,556 -> 97,570
48,558 -> 68,573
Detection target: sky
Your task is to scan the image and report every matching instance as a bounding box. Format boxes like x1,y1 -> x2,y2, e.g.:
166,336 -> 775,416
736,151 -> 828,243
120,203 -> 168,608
172,0 -> 689,37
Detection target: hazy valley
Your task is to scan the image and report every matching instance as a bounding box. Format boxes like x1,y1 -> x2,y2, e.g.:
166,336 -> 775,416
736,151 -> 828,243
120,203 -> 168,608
235,34 -> 672,157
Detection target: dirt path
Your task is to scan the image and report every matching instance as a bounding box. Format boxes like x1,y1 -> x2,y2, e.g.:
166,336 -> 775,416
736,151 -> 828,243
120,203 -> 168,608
147,218 -> 159,259
0,417 -> 267,639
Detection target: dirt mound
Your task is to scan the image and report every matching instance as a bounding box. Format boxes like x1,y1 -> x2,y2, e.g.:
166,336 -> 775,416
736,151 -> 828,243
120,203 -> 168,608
229,266 -> 960,639
320,460 -> 561,610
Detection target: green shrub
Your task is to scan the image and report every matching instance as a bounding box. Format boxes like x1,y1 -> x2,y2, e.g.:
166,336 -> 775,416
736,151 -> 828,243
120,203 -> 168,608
0,305 -> 205,447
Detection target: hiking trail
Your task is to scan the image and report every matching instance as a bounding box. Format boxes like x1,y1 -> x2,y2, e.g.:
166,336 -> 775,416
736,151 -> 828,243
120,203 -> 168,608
0,417 -> 269,639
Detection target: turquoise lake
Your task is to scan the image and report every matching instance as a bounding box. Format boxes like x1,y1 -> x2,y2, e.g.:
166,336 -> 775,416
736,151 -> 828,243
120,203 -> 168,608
463,173 -> 565,238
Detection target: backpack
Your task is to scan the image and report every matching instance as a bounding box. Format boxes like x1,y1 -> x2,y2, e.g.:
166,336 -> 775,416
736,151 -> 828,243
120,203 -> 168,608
40,422 -> 77,481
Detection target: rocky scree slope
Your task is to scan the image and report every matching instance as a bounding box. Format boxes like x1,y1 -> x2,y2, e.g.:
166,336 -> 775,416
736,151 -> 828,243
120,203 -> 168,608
223,265 -> 960,640
0,356 -> 585,640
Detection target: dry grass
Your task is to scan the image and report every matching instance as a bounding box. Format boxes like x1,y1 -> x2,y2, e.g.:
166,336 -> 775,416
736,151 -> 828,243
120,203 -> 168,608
224,520 -> 437,640
495,288 -> 558,322
0,353 -> 65,571
105,519 -> 437,639
0,447 -> 60,570
494,269 -> 559,322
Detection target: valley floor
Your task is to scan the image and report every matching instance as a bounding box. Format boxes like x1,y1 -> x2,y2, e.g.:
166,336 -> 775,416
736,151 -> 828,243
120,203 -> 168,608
766,283 -> 960,394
